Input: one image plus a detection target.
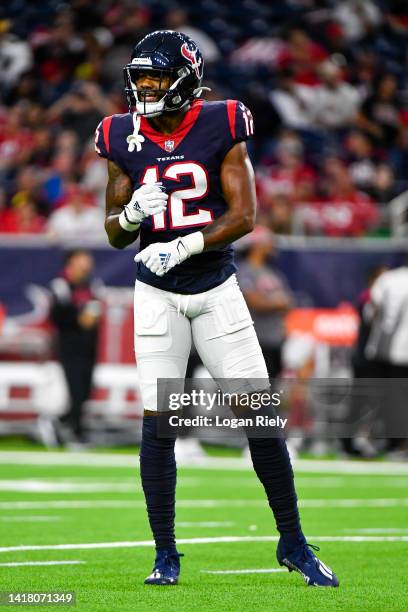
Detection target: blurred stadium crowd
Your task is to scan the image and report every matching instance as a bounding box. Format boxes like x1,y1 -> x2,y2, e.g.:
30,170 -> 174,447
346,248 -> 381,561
1,0 -> 407,239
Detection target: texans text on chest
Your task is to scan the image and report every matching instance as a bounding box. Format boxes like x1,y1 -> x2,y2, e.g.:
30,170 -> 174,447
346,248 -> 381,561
156,155 -> 185,162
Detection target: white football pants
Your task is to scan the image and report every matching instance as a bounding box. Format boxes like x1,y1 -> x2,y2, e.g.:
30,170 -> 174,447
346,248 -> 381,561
134,274 -> 269,411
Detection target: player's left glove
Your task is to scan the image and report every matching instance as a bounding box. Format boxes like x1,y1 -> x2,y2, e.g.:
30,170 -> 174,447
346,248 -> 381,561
134,231 -> 204,277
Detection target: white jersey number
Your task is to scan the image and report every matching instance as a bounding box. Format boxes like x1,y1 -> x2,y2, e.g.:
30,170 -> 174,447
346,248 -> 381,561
141,161 -> 213,231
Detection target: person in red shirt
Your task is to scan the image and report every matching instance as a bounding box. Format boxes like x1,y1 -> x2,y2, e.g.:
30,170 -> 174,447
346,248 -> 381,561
320,157 -> 379,236
276,28 -> 327,86
258,132 -> 315,196
0,192 -> 45,234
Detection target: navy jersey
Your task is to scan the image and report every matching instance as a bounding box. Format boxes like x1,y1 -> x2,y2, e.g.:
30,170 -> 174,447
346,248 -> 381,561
95,99 -> 254,294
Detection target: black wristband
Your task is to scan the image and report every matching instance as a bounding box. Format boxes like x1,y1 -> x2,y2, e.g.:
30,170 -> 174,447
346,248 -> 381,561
124,207 -> 140,225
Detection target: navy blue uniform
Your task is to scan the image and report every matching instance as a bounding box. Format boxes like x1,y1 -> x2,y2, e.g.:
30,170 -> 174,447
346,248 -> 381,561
95,99 -> 254,294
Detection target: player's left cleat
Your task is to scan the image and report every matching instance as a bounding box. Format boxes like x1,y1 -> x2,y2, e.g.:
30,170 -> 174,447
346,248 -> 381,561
144,550 -> 183,585
277,539 -> 339,587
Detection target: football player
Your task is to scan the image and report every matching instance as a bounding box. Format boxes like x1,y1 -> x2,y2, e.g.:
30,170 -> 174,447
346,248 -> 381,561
96,30 -> 339,588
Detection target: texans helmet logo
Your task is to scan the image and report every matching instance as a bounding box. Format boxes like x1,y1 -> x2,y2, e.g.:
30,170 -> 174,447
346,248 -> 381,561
181,43 -> 202,78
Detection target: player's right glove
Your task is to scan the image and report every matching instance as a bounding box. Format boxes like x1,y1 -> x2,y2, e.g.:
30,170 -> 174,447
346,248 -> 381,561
118,183 -> 168,232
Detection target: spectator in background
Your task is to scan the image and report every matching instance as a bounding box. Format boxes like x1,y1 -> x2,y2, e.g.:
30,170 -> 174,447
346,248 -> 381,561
47,183 -> 105,241
343,135 -> 397,230
0,18 -> 33,92
332,0 -> 381,43
49,249 -> 101,445
30,126 -> 53,168
257,132 -> 316,232
265,193 -> 293,235
293,156 -> 380,237
365,262 -> 408,457
352,265 -> 389,380
164,8 -> 220,64
348,49 -> 381,99
257,131 -> 316,203
0,191 -> 45,234
39,130 -> 80,207
271,59 -> 361,134
366,262 -> 408,374
0,188 -> 9,231
319,156 -> 379,236
47,81 -> 115,145
342,265 -> 388,457
355,73 -> 402,148
366,163 -> 398,232
269,69 -> 315,131
390,125 -> 408,191
237,227 -> 293,378
0,104 -> 34,176
80,141 -> 108,210
344,130 -> 377,191
33,9 -> 87,92
276,28 -> 327,86
311,59 -> 361,130
3,70 -> 41,107
101,2 -> 150,85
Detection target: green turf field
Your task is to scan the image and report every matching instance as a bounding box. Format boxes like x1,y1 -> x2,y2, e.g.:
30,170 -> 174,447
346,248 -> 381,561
0,450 -> 407,611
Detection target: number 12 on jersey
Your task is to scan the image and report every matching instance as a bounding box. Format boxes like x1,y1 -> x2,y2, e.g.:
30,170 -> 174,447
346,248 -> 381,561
141,161 -> 213,230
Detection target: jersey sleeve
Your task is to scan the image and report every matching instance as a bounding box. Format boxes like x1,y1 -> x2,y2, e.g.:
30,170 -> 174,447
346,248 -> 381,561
94,116 -> 114,160
226,100 -> 254,145
370,274 -> 387,307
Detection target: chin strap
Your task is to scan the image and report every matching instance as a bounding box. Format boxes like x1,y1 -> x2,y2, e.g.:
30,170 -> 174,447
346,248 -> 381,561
126,112 -> 145,153
193,86 -> 212,97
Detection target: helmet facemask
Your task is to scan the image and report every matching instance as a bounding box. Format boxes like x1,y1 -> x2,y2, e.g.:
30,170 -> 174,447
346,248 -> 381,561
124,65 -> 194,117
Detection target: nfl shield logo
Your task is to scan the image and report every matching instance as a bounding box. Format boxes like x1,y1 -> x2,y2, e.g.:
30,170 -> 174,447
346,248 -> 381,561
165,140 -> 175,153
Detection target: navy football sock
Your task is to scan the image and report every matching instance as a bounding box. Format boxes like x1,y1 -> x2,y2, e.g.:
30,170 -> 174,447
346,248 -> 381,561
140,416 -> 177,552
247,435 -> 305,549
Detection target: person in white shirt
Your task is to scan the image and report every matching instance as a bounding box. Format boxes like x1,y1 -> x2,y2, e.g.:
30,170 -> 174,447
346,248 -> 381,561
311,61 -> 361,130
368,264 -> 408,370
270,61 -> 361,132
47,185 -> 105,241
366,264 -> 408,454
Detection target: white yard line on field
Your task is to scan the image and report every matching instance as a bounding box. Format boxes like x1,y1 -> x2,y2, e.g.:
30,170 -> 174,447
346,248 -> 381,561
0,452 -> 138,467
0,535 -> 408,554
0,476 -> 406,495
0,501 -> 145,510
177,521 -> 236,528
0,515 -> 62,522
344,528 -> 408,534
300,498 -> 408,508
0,498 -> 408,510
0,480 -> 141,493
0,452 -> 408,475
0,474 -> 406,490
0,560 -> 85,567
201,568 -> 286,574
0,478 -> 200,493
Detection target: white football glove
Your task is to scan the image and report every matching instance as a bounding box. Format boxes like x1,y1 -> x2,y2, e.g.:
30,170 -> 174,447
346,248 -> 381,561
134,232 -> 204,277
119,183 -> 168,232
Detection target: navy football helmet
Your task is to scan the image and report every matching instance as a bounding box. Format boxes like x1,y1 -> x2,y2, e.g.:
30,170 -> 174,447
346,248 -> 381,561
124,30 -> 204,117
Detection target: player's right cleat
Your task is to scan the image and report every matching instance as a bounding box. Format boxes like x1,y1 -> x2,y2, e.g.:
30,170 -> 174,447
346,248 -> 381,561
144,550 -> 183,585
277,539 -> 339,587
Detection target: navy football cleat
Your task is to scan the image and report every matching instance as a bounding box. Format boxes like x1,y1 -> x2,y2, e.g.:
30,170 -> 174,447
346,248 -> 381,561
277,539 -> 339,587
144,550 -> 183,585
